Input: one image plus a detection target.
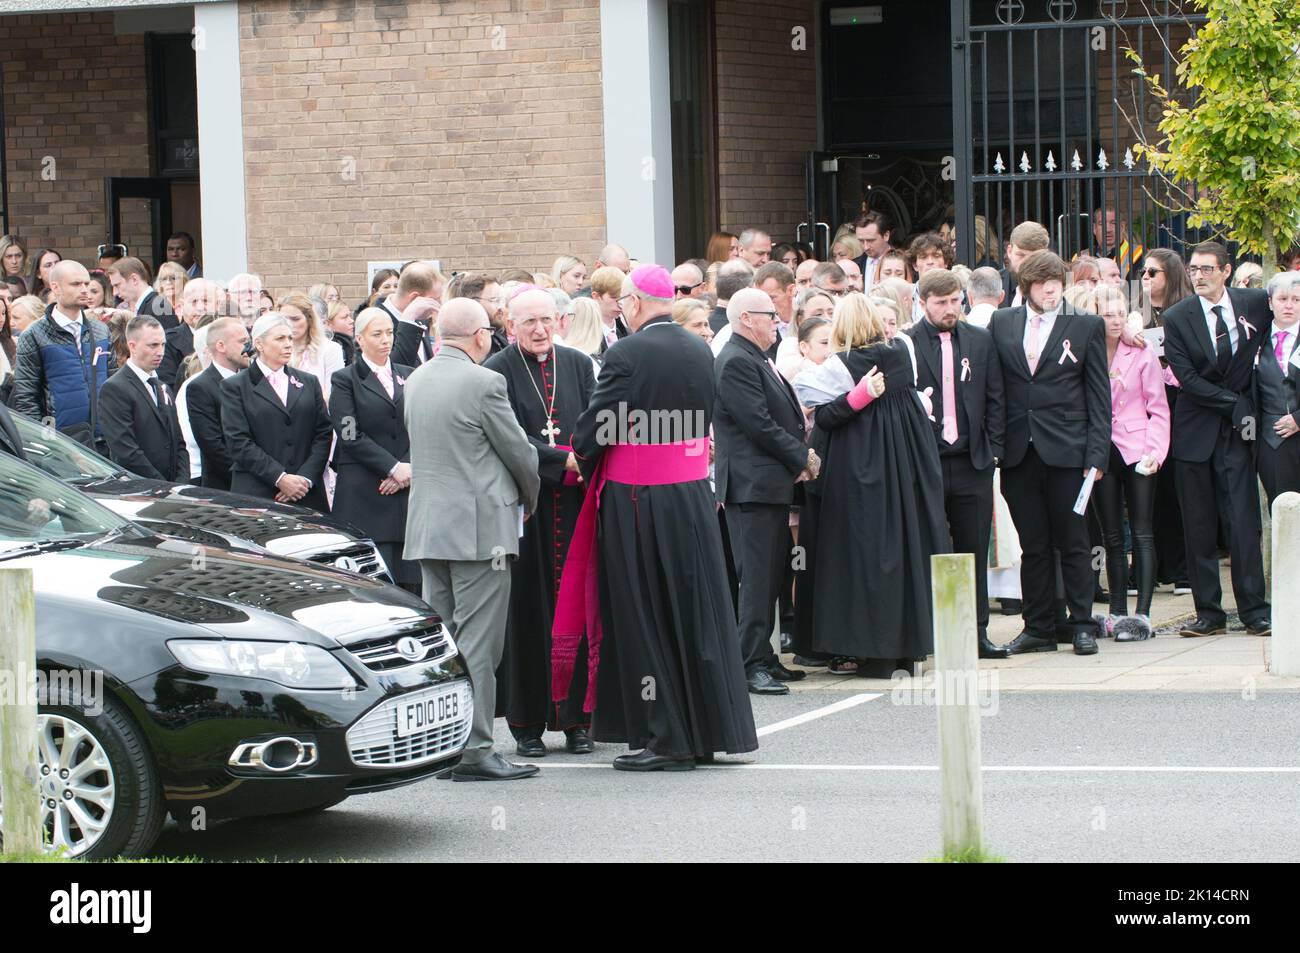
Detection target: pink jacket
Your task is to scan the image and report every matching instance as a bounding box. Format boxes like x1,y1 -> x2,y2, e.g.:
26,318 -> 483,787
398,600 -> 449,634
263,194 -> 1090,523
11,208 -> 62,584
1109,340 -> 1171,466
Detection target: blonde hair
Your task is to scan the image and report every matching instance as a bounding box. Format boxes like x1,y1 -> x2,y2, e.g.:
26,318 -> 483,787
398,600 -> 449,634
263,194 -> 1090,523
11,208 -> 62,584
277,291 -> 327,358
551,255 -> 585,285
308,282 -> 338,302
1062,285 -> 1097,313
565,297 -> 605,356
10,294 -> 45,329
1091,284 -> 1128,316
1232,262 -> 1263,289
589,266 -> 625,298
832,235 -> 864,261
672,297 -> 708,326
830,292 -> 887,351
868,282 -> 910,329
155,261 -> 188,306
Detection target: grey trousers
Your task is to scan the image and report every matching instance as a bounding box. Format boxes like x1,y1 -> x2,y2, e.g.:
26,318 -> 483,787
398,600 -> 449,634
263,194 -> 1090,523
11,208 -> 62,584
420,557 -> 511,764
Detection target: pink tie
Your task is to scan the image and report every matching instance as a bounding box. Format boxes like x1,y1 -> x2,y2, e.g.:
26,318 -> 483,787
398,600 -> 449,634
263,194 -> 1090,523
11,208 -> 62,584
1026,314 -> 1043,374
270,369 -> 288,405
1276,330 -> 1290,373
377,364 -> 394,398
939,330 -> 958,444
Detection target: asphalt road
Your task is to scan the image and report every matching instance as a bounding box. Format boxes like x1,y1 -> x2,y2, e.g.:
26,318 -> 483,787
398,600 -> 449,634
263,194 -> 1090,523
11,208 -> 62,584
150,691 -> 1300,862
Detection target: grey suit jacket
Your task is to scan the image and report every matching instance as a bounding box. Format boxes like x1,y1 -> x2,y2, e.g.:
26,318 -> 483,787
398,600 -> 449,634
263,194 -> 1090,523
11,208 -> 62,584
402,345 -> 540,562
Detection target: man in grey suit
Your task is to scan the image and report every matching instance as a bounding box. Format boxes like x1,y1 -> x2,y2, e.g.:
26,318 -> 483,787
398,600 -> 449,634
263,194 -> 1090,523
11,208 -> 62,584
403,298 -> 542,781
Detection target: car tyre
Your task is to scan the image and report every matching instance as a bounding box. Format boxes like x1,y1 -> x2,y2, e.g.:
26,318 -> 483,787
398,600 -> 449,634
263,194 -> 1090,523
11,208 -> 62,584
37,698 -> 166,860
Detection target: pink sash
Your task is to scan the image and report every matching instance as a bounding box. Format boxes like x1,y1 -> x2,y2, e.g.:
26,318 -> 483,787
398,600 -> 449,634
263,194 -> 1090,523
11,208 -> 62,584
551,439 -> 709,711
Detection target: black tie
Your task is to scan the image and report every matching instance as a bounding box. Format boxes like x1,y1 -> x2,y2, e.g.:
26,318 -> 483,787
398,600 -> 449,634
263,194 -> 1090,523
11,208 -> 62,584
148,377 -> 164,407
1212,306 -> 1232,375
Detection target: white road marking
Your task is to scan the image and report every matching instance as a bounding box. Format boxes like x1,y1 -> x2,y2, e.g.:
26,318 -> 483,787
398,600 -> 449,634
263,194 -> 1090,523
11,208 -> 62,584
754,692 -> 883,737
533,763 -> 1300,773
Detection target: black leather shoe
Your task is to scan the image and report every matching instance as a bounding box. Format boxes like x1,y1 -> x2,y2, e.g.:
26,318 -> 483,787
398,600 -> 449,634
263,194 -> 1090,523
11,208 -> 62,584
612,749 -> 696,772
515,736 -> 546,758
1073,628 -> 1099,655
1180,618 -> 1227,638
999,598 -> 1023,615
978,636 -> 1012,659
1005,631 -> 1058,654
452,752 -> 540,781
747,668 -> 790,694
1245,619 -> 1272,636
767,659 -> 807,681
564,727 -> 594,754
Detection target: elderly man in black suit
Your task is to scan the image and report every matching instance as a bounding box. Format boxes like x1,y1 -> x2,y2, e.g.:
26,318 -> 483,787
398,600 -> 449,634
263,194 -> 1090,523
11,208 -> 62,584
159,278 -> 224,387
98,315 -> 189,482
184,316 -> 249,490
329,307 -> 418,591
220,312 -> 333,512
714,286 -> 820,695
989,250 -> 1111,656
908,268 -> 1008,658
1163,241 -> 1271,636
1256,272 -> 1300,506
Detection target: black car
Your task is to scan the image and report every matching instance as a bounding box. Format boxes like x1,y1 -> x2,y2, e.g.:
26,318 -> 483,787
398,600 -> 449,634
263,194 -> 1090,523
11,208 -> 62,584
8,413 -> 391,580
0,453 -> 471,859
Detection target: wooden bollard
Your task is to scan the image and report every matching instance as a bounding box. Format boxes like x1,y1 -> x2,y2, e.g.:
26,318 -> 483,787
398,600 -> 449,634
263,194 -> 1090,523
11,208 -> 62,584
931,553 -> 983,858
0,568 -> 41,854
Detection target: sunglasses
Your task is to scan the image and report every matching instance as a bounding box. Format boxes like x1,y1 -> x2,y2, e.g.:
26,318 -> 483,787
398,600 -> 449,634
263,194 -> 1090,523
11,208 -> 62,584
675,283 -> 703,295
1143,268 -> 1164,277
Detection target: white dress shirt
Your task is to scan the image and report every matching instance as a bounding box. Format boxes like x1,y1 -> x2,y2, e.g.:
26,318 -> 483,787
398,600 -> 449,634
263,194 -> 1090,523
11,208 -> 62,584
126,359 -> 161,404
965,302 -> 996,329
1199,290 -> 1238,356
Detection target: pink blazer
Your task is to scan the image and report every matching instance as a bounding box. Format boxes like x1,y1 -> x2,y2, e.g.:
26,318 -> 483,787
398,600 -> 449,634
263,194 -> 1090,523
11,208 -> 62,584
1109,340 -> 1171,466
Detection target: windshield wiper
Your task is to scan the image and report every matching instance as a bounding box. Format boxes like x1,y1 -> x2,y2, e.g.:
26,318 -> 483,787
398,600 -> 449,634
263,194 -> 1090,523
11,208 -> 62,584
0,538 -> 89,561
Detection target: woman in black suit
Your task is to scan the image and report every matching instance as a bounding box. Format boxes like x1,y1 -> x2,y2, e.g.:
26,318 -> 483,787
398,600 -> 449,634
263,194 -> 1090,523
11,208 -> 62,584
329,307 -> 418,590
220,312 -> 333,512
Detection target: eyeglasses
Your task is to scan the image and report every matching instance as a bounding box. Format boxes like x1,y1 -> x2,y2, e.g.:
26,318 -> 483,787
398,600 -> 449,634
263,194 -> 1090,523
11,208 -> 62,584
1186,265 -> 1222,276
1143,268 -> 1164,277
747,310 -> 780,321
675,283 -> 702,295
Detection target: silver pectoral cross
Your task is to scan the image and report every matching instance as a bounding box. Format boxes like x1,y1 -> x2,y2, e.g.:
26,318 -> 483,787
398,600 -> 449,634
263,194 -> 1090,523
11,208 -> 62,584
541,418 -> 560,447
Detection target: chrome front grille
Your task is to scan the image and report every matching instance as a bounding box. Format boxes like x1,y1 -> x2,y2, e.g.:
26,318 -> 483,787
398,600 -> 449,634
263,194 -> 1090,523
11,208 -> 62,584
304,542 -> 388,580
348,624 -> 454,672
346,681 -> 473,768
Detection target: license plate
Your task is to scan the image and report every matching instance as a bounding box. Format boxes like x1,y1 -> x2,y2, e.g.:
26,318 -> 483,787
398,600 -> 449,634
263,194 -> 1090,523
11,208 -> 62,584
396,685 -> 464,738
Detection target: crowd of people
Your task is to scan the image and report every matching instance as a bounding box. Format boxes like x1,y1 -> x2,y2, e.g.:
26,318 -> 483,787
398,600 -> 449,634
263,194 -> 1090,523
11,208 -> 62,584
0,211 -> 1296,775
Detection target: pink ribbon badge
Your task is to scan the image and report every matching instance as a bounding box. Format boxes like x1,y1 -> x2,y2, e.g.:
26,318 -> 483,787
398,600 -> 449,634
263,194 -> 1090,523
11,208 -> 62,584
289,376 -> 304,389
960,357 -> 972,382
395,374 -> 406,387
1058,339 -> 1078,365
1238,317 -> 1256,340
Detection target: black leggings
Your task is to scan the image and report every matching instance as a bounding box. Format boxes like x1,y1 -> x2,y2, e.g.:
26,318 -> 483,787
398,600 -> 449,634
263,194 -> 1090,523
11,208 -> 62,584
1095,443 -> 1158,617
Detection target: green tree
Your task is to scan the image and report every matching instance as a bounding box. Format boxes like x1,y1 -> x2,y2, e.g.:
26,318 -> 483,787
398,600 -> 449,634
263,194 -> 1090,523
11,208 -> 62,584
1131,0 -> 1300,277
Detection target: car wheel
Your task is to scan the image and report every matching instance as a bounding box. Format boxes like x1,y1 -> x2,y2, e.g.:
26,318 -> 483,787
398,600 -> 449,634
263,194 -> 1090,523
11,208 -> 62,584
29,699 -> 166,859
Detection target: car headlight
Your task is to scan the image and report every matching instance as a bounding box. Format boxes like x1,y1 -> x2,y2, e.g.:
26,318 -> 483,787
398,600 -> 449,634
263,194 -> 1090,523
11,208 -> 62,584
167,639 -> 356,690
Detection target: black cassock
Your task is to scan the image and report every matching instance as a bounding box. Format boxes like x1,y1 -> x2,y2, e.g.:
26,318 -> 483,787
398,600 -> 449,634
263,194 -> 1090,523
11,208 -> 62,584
571,316 -> 757,758
484,343 -> 595,737
807,339 -> 949,676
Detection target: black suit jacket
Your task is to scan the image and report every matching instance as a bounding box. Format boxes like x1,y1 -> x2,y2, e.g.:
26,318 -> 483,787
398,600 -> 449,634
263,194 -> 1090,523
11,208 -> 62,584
329,360 -> 413,542
98,365 -> 189,481
137,289 -> 178,331
185,362 -> 233,490
707,305 -> 729,336
1163,287 -> 1269,463
907,318 -> 1005,470
597,315 -> 631,356
574,316 -> 713,476
0,402 -> 27,459
714,334 -> 807,504
1253,321 -> 1300,452
220,361 -> 333,511
158,322 -> 194,389
990,302 -> 1110,471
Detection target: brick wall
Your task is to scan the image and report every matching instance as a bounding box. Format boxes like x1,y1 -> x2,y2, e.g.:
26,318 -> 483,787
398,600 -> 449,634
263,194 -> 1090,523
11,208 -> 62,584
713,0 -> 818,247
239,0 -> 606,303
0,12 -> 153,273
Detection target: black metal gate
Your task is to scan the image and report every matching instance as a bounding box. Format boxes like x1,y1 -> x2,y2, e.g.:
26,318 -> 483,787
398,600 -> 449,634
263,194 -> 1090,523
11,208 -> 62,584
951,0 -> 1206,273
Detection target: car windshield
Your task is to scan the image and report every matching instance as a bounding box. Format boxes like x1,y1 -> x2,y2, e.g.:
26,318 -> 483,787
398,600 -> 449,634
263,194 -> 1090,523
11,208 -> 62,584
10,413 -> 126,482
0,453 -> 131,555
